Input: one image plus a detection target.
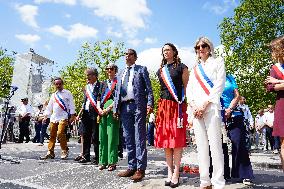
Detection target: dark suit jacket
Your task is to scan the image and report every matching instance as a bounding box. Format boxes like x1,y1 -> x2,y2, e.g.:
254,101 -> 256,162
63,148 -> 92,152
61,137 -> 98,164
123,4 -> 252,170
82,81 -> 102,120
113,64 -> 154,114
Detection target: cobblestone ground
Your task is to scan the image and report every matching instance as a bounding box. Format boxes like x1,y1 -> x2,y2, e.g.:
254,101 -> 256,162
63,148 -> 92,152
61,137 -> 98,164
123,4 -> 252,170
0,140 -> 283,189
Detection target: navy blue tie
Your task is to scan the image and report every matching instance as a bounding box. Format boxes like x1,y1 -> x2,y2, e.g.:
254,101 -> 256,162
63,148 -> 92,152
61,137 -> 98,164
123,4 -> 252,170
121,67 -> 131,97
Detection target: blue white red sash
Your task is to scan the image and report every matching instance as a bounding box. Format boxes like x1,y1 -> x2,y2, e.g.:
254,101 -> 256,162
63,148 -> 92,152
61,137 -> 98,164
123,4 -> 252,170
54,92 -> 68,112
85,84 -> 99,113
272,63 -> 284,80
101,79 -> 117,104
160,66 -> 185,128
194,64 -> 214,95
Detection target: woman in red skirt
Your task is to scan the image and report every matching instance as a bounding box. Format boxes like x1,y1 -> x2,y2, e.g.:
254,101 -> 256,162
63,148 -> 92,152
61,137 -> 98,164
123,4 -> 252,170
265,35 -> 284,172
155,43 -> 189,188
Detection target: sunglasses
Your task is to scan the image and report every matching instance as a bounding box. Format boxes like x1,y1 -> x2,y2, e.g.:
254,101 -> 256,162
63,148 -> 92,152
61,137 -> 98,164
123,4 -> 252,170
125,52 -> 134,56
195,44 -> 209,50
106,67 -> 114,71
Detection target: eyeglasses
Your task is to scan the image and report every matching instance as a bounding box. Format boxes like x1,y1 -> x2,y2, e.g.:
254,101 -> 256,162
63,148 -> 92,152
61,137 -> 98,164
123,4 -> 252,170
106,67 -> 114,71
125,52 -> 134,56
195,44 -> 209,50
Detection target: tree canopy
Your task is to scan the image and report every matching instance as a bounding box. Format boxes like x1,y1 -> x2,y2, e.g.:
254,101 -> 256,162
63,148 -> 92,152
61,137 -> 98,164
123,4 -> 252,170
219,0 -> 284,114
0,48 -> 14,98
59,39 -> 125,112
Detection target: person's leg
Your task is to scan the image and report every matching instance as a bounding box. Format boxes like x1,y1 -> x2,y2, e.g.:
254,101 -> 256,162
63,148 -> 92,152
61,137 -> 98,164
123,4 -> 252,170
205,113 -> 225,189
18,121 -> 24,143
99,115 -> 108,165
35,122 -> 42,143
107,114 -> 119,165
193,117 -> 211,188
47,122 -> 58,154
24,121 -> 30,143
120,103 -> 136,170
164,148 -> 173,182
81,116 -> 92,161
267,127 -> 274,150
172,147 -> 183,184
92,119 -> 100,163
40,123 -> 48,144
118,125 -> 124,158
228,116 -> 253,180
57,119 -> 68,151
134,107 -> 147,170
148,122 -> 155,146
280,137 -> 284,172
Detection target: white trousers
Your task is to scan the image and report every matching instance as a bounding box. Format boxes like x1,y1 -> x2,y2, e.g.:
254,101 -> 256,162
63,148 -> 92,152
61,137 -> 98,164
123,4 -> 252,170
193,110 -> 225,189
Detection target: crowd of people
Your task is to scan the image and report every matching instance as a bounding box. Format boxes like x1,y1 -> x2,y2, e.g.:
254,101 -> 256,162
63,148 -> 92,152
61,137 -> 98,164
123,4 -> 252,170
2,35 -> 284,189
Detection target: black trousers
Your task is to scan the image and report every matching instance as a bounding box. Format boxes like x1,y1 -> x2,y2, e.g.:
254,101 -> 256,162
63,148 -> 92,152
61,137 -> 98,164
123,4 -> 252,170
209,141 -> 230,179
81,111 -> 99,161
19,118 -> 30,143
265,127 -> 274,150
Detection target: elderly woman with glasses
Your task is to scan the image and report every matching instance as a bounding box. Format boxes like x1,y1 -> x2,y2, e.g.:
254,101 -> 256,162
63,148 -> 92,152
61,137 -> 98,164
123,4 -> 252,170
187,36 -> 226,189
97,63 -> 120,171
265,35 -> 284,172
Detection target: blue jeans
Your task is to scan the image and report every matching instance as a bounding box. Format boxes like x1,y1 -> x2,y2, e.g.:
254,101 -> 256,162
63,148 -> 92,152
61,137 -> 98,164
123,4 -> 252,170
40,118 -> 50,144
120,101 -> 147,170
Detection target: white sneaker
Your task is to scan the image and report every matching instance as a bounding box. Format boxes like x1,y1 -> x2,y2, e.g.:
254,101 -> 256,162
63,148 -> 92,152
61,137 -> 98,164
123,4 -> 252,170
243,179 -> 253,186
273,149 -> 279,154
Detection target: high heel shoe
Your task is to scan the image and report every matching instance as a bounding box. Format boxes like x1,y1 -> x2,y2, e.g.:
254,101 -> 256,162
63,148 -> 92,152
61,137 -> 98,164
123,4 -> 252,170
165,180 -> 171,186
170,177 -> 180,188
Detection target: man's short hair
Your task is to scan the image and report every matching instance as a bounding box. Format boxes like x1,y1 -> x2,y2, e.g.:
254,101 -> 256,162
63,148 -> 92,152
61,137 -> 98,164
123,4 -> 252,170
85,68 -> 98,77
21,97 -> 28,101
128,48 -> 137,58
53,77 -> 64,84
106,63 -> 118,73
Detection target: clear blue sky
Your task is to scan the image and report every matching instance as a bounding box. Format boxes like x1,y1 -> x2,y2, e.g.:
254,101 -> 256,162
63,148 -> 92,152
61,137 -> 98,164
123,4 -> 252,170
0,0 -> 238,72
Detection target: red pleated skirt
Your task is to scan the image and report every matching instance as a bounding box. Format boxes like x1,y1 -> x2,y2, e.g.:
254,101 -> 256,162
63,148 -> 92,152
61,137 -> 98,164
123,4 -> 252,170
154,98 -> 188,148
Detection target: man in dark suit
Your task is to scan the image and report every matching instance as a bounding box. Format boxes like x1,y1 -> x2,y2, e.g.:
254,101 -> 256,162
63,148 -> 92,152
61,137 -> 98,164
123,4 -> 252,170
114,48 -> 154,182
75,68 -> 101,164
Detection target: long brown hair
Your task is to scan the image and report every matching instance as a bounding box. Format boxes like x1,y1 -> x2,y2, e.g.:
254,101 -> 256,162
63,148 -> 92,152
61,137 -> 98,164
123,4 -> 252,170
160,43 -> 181,68
269,35 -> 284,63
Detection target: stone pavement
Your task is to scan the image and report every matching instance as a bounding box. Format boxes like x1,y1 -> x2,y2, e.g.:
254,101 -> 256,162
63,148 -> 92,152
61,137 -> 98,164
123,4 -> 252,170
0,140 -> 283,189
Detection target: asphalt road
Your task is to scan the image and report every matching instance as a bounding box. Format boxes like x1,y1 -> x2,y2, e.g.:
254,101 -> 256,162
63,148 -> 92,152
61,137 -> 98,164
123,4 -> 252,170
0,140 -> 283,189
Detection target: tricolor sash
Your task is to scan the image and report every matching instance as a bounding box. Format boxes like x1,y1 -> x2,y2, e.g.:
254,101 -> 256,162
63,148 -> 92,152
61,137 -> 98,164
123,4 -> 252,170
54,92 -> 68,114
272,63 -> 284,80
101,79 -> 117,104
85,84 -> 100,114
194,64 -> 214,95
160,66 -> 185,128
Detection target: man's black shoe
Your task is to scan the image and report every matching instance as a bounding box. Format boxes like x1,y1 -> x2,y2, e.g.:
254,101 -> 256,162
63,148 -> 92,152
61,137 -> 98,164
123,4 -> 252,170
78,158 -> 90,163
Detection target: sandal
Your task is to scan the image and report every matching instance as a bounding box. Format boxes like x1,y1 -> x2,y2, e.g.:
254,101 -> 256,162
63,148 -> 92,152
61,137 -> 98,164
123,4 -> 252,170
99,165 -> 107,170
108,164 -> 116,171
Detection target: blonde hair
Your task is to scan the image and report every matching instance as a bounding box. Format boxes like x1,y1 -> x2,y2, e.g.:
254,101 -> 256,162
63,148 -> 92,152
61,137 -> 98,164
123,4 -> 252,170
194,36 -> 216,62
269,35 -> 284,62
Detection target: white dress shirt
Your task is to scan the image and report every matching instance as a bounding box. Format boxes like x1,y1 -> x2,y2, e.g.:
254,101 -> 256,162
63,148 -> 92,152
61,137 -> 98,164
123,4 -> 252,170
84,82 -> 96,111
263,111 -> 274,128
19,104 -> 33,117
187,57 -> 226,115
121,64 -> 135,101
44,89 -> 76,123
149,113 -> 155,123
255,114 -> 265,130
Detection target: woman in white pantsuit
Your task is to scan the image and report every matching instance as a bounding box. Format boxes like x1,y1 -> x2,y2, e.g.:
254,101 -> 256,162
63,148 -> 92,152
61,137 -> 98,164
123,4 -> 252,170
187,37 -> 226,189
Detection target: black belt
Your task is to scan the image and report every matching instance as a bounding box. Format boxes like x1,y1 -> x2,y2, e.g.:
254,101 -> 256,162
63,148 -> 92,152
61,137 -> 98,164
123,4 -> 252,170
122,99 -> 135,103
